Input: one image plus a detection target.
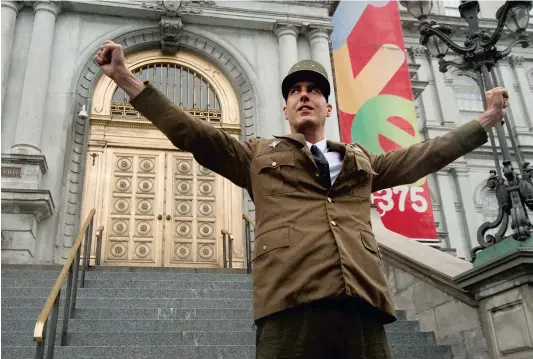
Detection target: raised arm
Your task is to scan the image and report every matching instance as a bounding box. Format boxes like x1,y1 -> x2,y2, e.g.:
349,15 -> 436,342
365,87 -> 509,192
94,40 -> 257,189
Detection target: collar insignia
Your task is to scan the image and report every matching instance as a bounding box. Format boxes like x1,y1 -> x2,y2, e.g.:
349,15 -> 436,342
269,140 -> 280,149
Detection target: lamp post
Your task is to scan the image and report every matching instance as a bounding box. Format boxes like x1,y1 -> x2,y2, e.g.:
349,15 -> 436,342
400,0 -> 533,261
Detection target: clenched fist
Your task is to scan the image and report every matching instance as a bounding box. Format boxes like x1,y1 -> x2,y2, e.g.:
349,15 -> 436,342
94,40 -> 127,80
476,87 -> 509,129
94,40 -> 145,99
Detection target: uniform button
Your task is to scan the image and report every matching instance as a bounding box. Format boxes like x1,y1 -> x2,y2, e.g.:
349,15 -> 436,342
262,245 -> 267,251
272,161 -> 277,167
327,197 -> 332,203
330,220 -> 337,226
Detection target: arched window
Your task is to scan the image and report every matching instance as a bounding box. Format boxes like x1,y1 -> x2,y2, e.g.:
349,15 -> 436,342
453,72 -> 484,124
111,63 -> 222,124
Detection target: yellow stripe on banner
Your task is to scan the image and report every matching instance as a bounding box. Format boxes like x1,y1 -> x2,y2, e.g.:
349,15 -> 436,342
333,43 -> 405,115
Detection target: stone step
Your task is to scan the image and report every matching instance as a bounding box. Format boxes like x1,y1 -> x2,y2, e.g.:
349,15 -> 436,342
1,278 -> 253,290
1,270 -> 251,282
2,319 -> 256,333
4,331 -> 256,346
1,265 -> 245,274
2,330 -> 435,347
1,307 -> 254,320
2,345 -> 255,359
4,329 -> 435,347
1,344 -> 452,359
2,297 -> 253,309
2,318 -> 420,334
1,287 -> 253,299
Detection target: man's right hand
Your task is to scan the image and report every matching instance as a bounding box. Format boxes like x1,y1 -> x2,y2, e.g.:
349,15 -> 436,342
94,40 -> 145,99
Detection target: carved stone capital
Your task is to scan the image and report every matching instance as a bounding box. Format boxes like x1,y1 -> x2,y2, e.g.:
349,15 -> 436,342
1,1 -> 23,13
508,55 -> 525,68
410,46 -> 429,59
33,1 -> 61,17
304,24 -> 333,42
273,22 -> 301,38
159,17 -> 183,54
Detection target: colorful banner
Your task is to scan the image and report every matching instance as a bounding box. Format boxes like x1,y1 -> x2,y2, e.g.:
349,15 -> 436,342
331,0 -> 438,240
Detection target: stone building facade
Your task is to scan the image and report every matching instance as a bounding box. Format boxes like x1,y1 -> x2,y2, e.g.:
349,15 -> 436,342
1,0 -> 532,265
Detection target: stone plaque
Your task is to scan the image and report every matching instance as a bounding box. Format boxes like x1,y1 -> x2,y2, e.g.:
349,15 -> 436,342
2,167 -> 21,178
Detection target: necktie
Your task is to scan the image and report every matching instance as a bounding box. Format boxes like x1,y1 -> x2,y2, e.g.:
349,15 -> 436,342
310,144 -> 331,189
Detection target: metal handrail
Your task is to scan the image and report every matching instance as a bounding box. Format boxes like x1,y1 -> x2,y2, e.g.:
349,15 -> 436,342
95,226 -> 104,266
221,229 -> 234,268
242,214 -> 255,273
242,214 -> 255,228
33,209 -> 98,358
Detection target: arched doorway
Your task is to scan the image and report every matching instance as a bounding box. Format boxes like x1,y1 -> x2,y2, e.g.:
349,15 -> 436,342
80,49 -> 244,268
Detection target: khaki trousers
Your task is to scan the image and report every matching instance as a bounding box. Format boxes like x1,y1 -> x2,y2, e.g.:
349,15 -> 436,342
255,299 -> 392,359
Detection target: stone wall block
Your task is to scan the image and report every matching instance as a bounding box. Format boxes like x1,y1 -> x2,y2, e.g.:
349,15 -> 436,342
412,281 -> 452,314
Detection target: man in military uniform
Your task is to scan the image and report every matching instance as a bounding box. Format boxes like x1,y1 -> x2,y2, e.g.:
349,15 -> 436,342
95,40 -> 508,358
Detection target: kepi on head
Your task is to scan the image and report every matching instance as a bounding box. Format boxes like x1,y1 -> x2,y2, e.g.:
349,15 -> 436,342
281,60 -> 331,101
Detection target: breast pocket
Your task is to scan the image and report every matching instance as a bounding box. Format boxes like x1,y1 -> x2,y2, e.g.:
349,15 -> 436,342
253,151 -> 298,195
349,152 -> 377,198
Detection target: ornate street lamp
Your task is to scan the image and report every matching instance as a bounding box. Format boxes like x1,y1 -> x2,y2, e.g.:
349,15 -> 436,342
400,0 -> 533,261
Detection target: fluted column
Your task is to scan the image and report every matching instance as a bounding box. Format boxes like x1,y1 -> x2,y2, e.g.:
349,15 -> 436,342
452,167 -> 479,252
495,59 -> 529,132
306,26 -> 339,141
508,56 -> 533,130
11,1 -> 61,155
436,169 -> 470,259
274,22 -> 299,134
429,57 -> 461,126
410,46 -> 443,127
1,1 -> 23,107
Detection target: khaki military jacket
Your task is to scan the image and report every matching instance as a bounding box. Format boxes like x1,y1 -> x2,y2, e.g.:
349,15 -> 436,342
130,83 -> 488,323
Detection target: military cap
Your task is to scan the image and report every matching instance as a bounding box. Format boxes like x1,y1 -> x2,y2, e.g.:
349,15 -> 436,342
281,60 -> 331,101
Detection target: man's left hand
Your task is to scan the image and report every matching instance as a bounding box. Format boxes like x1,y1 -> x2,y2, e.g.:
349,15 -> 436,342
476,87 -> 509,129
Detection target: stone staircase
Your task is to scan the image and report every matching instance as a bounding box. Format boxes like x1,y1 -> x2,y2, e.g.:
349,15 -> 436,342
1,265 -> 453,359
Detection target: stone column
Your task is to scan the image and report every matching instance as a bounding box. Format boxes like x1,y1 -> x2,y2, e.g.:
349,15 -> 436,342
1,1 -> 23,108
436,169 -> 470,259
452,167 -> 480,252
274,22 -> 299,134
495,60 -> 530,132
509,56 -> 533,130
306,25 -> 340,141
429,57 -> 461,126
411,47 -> 443,127
11,0 -> 60,155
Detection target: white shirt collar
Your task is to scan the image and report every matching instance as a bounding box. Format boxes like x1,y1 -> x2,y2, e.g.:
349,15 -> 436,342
306,138 -> 328,154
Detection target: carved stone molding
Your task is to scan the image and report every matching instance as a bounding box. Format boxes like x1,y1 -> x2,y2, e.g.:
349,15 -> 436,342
160,17 -> 183,54
142,0 -> 216,15
1,189 -> 55,222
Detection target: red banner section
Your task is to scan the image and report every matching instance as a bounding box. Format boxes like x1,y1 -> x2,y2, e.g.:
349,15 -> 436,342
331,1 -> 438,240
